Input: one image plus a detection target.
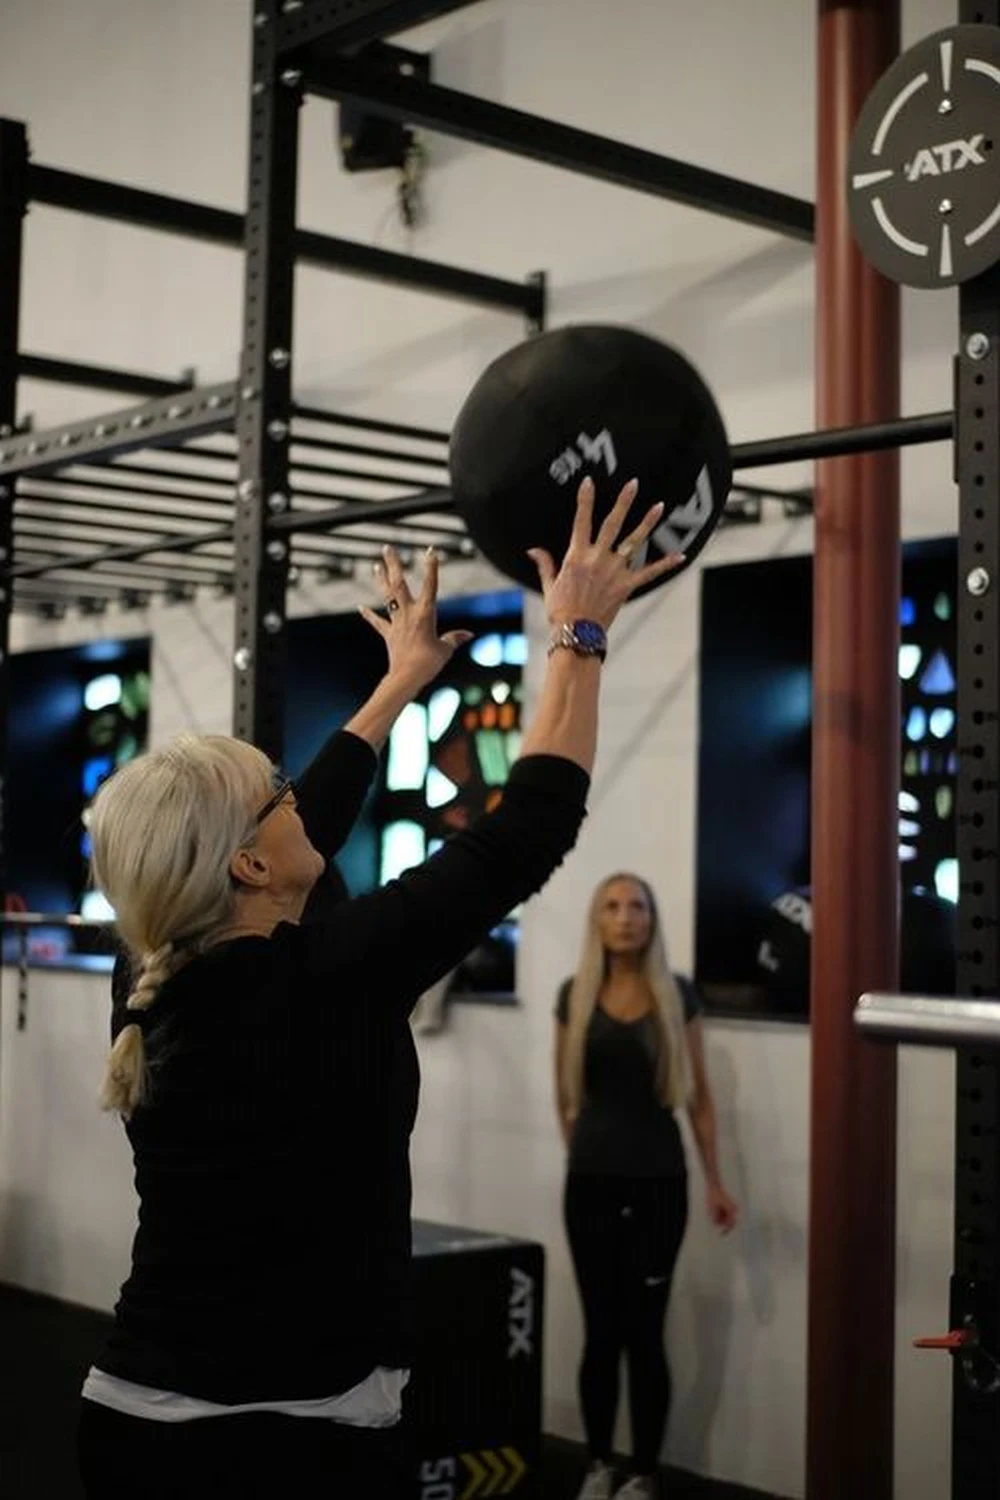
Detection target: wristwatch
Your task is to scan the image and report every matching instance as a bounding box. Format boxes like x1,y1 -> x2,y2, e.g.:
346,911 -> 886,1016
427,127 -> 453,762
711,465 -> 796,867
547,619 -> 608,662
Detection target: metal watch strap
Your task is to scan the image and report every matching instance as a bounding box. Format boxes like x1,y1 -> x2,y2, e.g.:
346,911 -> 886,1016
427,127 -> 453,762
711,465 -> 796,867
546,621 -> 607,662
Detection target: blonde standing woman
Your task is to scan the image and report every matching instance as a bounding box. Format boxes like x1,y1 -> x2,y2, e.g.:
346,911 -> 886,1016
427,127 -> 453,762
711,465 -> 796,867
555,875 -> 739,1500
76,479 -> 684,1500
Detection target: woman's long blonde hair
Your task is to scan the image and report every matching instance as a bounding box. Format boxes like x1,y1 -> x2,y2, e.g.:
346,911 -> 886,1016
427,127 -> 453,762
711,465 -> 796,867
88,734 -> 275,1119
560,872 -> 693,1120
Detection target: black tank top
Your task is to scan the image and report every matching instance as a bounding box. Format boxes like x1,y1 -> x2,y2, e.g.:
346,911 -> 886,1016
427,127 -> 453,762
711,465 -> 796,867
555,976 -> 700,1178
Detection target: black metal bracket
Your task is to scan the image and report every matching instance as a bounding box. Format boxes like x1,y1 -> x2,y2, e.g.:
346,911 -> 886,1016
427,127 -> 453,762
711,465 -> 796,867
305,50 -> 815,244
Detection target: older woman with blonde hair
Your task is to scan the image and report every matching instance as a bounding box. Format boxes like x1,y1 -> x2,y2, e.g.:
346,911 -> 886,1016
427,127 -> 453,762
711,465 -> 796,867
555,873 -> 739,1500
75,478 -> 683,1500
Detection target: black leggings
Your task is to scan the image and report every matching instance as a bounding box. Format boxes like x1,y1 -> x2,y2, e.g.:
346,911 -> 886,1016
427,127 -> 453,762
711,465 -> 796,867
77,1398 -> 411,1499
564,1172 -> 688,1475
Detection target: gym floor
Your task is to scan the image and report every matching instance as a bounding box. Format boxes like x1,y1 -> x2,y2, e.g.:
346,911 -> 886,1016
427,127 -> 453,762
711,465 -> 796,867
1,1283 -> 778,1500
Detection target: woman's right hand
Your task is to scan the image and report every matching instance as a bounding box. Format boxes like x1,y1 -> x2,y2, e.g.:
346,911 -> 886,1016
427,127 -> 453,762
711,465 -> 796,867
527,476 -> 685,630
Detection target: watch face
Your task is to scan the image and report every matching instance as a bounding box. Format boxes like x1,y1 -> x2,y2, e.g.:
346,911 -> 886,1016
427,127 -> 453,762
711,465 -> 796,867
574,620 -> 607,650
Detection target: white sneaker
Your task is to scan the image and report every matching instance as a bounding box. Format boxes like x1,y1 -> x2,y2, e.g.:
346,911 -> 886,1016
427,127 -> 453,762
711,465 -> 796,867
614,1478 -> 657,1499
575,1460 -> 616,1500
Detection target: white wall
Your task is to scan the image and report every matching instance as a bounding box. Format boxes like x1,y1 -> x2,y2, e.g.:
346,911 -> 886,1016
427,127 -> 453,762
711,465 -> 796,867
0,1 -> 965,1497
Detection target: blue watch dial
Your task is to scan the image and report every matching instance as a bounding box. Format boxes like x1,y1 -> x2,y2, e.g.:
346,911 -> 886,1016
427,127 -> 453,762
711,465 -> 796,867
573,620 -> 607,651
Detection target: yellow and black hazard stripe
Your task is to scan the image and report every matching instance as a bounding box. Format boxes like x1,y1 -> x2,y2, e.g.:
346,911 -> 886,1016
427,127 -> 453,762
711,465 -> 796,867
458,1445 -> 528,1498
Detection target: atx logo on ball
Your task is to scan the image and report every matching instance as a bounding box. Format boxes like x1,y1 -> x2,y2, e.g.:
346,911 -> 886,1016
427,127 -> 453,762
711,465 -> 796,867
904,133 -> 987,182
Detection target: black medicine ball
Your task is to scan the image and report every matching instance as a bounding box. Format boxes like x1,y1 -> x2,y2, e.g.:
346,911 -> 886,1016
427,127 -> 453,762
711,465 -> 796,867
449,324 -> 731,596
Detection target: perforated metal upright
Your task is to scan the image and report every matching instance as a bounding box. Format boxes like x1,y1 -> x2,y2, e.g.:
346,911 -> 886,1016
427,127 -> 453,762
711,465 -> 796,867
0,123 -> 27,920
953,12 -> 1000,1497
232,0 -> 302,760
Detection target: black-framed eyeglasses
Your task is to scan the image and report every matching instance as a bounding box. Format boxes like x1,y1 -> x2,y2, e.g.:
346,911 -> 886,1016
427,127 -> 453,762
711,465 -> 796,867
255,777 -> 295,826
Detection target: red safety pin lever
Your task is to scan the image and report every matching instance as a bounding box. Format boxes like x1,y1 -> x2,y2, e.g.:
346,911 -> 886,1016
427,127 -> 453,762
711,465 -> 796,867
914,1330 -> 974,1352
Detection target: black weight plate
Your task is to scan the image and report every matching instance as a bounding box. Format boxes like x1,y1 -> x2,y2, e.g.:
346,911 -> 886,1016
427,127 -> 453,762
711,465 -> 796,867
848,24 -> 1000,288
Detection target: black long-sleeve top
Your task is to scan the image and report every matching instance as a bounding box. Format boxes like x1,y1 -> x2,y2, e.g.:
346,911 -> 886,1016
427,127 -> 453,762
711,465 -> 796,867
100,730 -> 588,1403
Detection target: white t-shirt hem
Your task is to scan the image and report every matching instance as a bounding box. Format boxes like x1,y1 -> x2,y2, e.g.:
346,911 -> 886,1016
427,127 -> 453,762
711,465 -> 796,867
81,1365 -> 410,1427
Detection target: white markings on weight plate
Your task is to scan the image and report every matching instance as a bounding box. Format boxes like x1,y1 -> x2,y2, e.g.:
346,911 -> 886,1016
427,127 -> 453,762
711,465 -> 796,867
873,72 -> 929,155
872,197 -> 929,257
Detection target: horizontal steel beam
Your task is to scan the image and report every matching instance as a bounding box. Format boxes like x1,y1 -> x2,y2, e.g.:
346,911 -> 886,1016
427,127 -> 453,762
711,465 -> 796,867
288,454 -> 446,487
288,431 -> 449,470
276,0 -> 483,55
306,55 -> 815,244
29,163 -> 537,315
8,522 -> 235,579
12,552 -> 227,589
93,459 -> 234,487
295,225 -> 538,314
29,164 -> 240,243
293,402 -> 449,445
0,383 -> 237,478
14,507 -> 225,544
12,566 -> 129,591
7,487 -> 462,578
18,353 -> 193,400
269,486 -> 456,535
855,993 -> 1000,1050
25,471 -> 234,505
0,911 -> 115,928
16,488 -> 461,550
13,527 -> 232,570
19,474 -> 232,511
732,411 -> 953,470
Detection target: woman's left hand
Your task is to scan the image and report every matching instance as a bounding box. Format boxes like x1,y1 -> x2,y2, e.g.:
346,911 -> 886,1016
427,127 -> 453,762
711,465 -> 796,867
360,546 -> 473,690
706,1183 -> 739,1235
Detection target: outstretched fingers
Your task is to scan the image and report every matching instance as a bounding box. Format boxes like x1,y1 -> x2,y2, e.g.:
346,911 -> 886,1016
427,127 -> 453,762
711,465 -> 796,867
526,547 -> 557,591
417,547 -> 441,609
629,549 -> 687,594
594,477 -> 640,552
568,476 -> 596,552
358,603 -> 390,638
616,500 -> 665,562
380,545 -> 413,607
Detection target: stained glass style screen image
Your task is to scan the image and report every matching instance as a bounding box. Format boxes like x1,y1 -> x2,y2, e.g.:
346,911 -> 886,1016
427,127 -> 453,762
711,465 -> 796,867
696,538 -> 957,1020
376,597 -> 525,1000
4,637 -> 151,967
283,590 -> 525,1002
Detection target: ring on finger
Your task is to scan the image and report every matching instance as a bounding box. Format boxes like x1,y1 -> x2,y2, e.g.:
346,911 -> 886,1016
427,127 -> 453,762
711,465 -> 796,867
386,597 -> 401,614
616,539 -> 639,564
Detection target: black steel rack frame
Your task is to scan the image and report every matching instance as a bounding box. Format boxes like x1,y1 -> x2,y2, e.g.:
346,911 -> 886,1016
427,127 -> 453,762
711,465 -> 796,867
0,3 -> 995,1491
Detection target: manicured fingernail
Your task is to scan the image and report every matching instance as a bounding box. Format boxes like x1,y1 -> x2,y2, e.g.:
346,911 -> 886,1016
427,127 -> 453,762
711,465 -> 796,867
627,478 -> 639,493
